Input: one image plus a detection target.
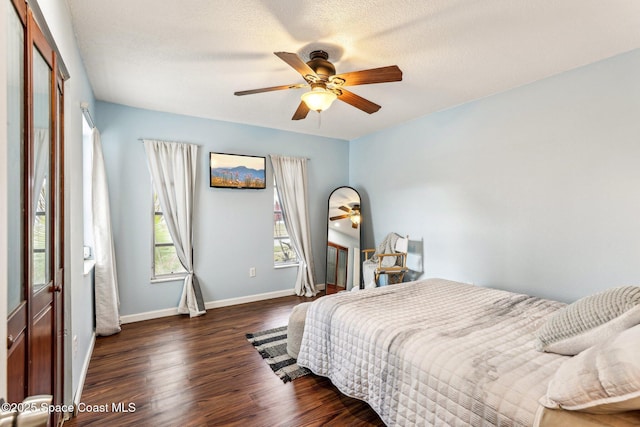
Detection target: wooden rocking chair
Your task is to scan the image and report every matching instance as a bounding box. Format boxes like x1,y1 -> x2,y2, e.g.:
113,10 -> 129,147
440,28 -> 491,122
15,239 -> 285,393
363,235 -> 409,285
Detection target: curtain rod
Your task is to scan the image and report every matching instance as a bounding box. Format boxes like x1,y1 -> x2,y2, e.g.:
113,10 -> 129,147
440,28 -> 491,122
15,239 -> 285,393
137,139 -> 309,159
137,138 -> 200,145
80,102 -> 95,129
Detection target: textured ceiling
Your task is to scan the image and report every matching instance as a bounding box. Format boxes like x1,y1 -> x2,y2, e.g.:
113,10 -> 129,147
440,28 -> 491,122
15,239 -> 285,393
65,0 -> 640,141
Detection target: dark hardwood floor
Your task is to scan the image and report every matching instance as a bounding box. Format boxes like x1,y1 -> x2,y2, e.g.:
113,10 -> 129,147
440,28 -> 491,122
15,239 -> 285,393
64,295 -> 383,426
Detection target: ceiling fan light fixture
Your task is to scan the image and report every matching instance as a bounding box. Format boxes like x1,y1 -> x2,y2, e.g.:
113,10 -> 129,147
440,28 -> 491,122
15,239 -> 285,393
235,51 -> 402,120
301,85 -> 337,112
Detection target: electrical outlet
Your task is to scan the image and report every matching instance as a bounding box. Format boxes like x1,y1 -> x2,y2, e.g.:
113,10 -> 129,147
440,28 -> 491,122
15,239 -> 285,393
249,267 -> 256,277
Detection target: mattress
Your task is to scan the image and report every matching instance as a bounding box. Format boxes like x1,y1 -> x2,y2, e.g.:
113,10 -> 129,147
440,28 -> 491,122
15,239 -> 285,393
297,278 -> 568,426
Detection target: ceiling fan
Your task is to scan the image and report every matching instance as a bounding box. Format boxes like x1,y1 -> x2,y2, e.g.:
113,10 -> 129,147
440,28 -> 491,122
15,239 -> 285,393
330,204 -> 361,229
234,50 -> 402,120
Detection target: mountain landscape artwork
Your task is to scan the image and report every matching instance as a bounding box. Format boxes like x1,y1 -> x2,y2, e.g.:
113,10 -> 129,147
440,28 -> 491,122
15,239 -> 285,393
210,152 -> 266,189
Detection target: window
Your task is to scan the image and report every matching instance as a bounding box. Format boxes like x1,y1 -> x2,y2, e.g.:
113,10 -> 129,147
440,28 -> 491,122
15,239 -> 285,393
273,183 -> 298,266
152,193 -> 186,280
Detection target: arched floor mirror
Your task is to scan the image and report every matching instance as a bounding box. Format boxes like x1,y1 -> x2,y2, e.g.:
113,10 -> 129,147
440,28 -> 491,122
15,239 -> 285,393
325,186 -> 361,294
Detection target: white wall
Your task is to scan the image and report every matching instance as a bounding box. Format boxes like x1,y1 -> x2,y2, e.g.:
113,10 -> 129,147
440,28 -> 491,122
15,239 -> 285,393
351,49 -> 640,303
96,102 -> 349,316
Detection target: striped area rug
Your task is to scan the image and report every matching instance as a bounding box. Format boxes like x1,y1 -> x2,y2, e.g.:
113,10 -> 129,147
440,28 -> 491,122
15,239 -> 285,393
246,326 -> 311,383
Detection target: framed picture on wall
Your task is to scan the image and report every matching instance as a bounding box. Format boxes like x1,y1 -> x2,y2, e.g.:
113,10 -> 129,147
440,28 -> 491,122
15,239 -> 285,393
209,152 -> 266,189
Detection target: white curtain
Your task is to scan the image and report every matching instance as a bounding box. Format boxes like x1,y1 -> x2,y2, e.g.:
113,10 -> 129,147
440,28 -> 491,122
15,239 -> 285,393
91,128 -> 121,336
270,155 -> 317,297
143,139 -> 205,317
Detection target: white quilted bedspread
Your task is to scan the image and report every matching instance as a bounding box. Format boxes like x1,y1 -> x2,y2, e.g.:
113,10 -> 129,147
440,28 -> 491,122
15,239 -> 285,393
297,279 -> 569,426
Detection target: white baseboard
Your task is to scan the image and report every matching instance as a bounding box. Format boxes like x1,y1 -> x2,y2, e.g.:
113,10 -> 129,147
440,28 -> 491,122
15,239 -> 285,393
119,288 -> 297,324
204,288 -> 295,309
73,332 -> 96,412
119,307 -> 180,324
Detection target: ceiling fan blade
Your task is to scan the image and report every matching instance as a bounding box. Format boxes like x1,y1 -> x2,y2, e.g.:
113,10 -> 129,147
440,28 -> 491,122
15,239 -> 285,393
292,101 -> 310,120
338,89 -> 381,114
234,83 -> 306,96
330,214 -> 350,221
274,52 -> 317,79
338,206 -> 351,212
332,65 -> 402,87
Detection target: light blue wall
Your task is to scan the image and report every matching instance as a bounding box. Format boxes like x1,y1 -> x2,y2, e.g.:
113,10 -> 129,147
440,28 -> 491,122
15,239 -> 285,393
96,102 -> 348,315
350,49 -> 640,303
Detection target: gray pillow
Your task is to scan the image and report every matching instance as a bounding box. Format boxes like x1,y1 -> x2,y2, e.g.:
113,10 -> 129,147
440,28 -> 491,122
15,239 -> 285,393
541,324 -> 640,414
536,286 -> 640,355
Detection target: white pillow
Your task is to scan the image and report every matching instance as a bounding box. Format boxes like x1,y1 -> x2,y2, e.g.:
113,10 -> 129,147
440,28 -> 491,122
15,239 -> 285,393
536,286 -> 640,355
541,324 -> 640,414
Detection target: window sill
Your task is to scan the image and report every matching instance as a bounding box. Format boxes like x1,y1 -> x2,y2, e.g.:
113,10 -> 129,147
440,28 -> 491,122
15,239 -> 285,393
274,263 -> 299,270
151,274 -> 187,284
83,259 -> 96,276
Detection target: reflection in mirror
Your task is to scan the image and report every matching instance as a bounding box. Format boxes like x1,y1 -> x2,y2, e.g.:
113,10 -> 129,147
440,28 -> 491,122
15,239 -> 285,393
7,4 -> 25,313
326,186 -> 361,294
32,46 -> 52,291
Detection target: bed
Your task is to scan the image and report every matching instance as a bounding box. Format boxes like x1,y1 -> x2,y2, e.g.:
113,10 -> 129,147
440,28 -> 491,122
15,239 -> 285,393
296,278 -> 640,426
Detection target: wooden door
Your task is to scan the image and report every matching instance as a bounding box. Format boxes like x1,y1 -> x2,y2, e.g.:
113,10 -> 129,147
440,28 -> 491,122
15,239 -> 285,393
6,2 -> 65,424
325,242 -> 348,294
29,4 -> 57,400
53,65 -> 65,422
